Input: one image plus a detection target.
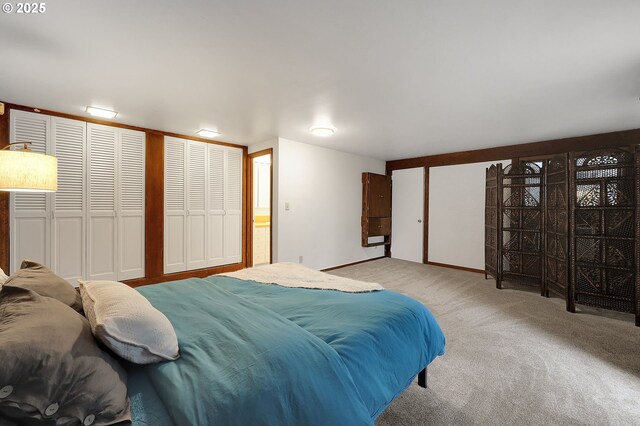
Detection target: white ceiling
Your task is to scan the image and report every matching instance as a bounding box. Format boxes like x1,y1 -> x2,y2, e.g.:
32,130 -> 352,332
2,0 -> 640,160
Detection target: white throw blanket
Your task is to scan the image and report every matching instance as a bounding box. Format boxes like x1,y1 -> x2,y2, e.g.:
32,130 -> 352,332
219,262 -> 383,293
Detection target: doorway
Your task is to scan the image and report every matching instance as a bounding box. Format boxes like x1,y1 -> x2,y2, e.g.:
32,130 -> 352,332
248,149 -> 273,266
391,167 -> 425,263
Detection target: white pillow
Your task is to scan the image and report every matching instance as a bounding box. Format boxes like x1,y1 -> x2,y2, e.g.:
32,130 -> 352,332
78,280 -> 179,364
0,267 -> 8,285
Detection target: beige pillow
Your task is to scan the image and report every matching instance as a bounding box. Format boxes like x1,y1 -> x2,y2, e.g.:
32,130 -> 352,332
0,267 -> 7,285
78,280 -> 179,364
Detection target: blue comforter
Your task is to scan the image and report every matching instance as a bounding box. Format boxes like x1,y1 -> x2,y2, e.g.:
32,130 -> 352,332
128,276 -> 445,425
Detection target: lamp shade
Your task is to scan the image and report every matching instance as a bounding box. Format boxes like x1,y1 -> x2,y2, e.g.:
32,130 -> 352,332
0,150 -> 58,192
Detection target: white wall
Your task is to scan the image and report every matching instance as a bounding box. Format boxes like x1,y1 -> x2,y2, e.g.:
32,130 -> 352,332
275,138 -> 385,270
428,160 -> 507,270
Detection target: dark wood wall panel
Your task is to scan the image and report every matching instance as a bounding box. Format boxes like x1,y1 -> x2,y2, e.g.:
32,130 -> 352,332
144,132 -> 164,281
386,128 -> 640,171
0,109 -> 9,273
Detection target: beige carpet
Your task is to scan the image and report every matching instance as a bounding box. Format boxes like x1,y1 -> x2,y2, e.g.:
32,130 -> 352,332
328,258 -> 640,426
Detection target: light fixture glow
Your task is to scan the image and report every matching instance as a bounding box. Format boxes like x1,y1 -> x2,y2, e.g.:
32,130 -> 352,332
197,129 -> 221,138
0,143 -> 57,192
309,125 -> 336,137
86,106 -> 118,119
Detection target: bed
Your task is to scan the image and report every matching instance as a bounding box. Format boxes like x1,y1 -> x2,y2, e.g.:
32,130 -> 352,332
126,266 -> 446,426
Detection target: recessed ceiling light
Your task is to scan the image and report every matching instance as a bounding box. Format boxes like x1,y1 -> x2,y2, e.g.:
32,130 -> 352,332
197,129 -> 221,138
309,125 -> 336,137
86,106 -> 118,119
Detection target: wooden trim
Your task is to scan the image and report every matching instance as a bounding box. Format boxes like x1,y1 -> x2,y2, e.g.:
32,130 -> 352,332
384,170 -> 392,257
246,149 -> 274,267
386,128 -> 640,171
124,262 -> 244,287
423,167 -> 429,264
0,109 -> 9,273
321,256 -> 385,272
144,133 -> 164,281
268,152 -> 273,265
3,102 -> 246,149
242,147 -> 248,268
247,154 -> 254,267
426,261 -> 484,275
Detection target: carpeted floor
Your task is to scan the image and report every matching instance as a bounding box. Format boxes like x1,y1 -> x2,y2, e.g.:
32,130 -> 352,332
328,258 -> 640,426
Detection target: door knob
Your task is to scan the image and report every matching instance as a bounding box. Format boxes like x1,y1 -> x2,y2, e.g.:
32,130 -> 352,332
418,219 -> 422,223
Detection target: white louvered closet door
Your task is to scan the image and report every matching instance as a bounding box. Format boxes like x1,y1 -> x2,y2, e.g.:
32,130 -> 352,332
164,136 -> 187,274
207,144 -> 225,267
187,141 -> 207,270
224,147 -> 243,263
87,123 -> 118,280
51,117 -> 86,284
118,129 -> 145,280
9,111 -> 51,273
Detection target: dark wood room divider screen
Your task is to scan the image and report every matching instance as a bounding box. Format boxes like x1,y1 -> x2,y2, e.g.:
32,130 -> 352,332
485,147 -> 640,326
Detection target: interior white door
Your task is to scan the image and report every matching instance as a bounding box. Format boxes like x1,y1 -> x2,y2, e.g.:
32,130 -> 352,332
51,117 -> 86,284
87,123 -> 118,280
164,136 -> 187,274
9,110 -> 51,273
224,147 -> 243,264
118,129 -> 145,280
207,144 -> 225,267
186,140 -> 207,270
391,167 -> 424,263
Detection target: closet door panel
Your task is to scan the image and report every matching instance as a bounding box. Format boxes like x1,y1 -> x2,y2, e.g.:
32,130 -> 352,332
53,217 -> 83,280
224,147 -> 243,263
225,214 -> 242,262
188,214 -> 206,268
87,123 -> 118,280
166,215 -> 186,269
89,215 -> 116,276
208,216 -> 224,265
13,218 -> 48,269
10,110 -> 51,273
208,144 -> 225,266
186,141 -> 207,270
118,129 -> 145,280
51,117 -> 86,283
164,136 -> 187,274
120,215 -> 144,278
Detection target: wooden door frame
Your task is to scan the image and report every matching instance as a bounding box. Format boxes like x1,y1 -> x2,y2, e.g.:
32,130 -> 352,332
246,148 -> 273,267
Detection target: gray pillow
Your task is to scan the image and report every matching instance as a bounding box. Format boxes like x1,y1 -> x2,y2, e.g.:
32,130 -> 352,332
0,286 -> 131,425
4,260 -> 82,312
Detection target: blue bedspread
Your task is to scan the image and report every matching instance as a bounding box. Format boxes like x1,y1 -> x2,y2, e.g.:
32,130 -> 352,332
128,276 -> 445,425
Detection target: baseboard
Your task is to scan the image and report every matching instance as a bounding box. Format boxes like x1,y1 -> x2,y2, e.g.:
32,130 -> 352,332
321,256 -> 386,272
426,261 -> 484,275
123,262 -> 245,287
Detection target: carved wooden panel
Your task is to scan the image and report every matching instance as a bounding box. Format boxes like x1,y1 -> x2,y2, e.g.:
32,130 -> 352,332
485,164 -> 499,279
499,161 -> 544,290
544,155 -> 569,302
570,148 -> 636,314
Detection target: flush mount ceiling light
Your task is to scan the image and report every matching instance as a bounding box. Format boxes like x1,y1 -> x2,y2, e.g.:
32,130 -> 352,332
309,125 -> 336,137
196,129 -> 221,138
86,106 -> 118,119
